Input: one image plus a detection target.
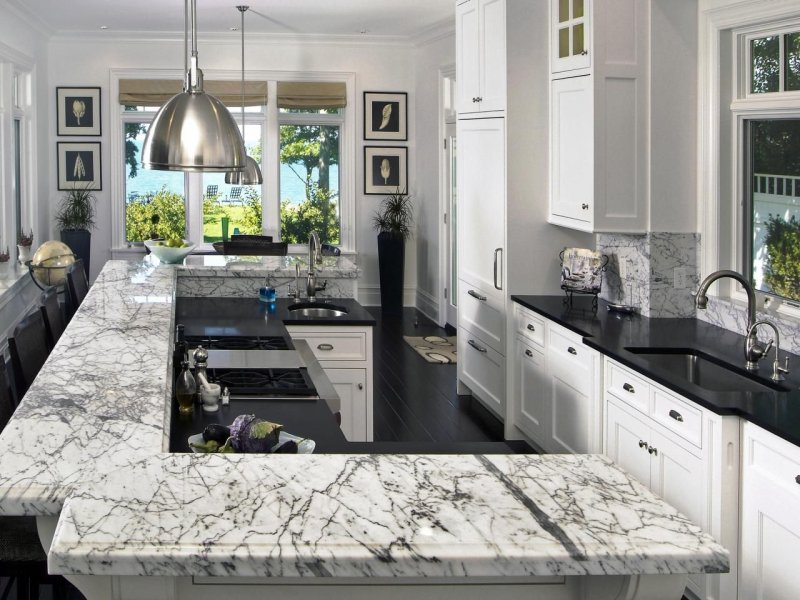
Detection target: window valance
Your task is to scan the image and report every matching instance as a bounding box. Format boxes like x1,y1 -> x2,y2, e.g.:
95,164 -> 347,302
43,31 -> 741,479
119,79 -> 268,107
276,81 -> 347,109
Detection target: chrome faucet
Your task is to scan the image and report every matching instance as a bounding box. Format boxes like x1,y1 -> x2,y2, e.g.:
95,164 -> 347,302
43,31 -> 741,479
695,270 -> 766,370
306,231 -> 326,301
747,320 -> 790,381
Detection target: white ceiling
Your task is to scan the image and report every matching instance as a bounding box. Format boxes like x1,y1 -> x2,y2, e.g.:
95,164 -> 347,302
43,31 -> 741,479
8,0 -> 455,38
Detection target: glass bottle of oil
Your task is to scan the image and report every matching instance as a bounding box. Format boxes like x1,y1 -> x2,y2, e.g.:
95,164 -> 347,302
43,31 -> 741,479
175,360 -> 196,415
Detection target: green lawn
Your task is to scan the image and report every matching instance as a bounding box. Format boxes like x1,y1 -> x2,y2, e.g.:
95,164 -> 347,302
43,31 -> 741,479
203,205 -> 248,242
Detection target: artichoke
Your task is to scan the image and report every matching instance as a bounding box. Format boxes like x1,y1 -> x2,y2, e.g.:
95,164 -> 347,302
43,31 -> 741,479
229,414 -> 283,453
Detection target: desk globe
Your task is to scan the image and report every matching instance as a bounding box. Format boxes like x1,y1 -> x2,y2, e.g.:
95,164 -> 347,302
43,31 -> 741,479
29,240 -> 76,289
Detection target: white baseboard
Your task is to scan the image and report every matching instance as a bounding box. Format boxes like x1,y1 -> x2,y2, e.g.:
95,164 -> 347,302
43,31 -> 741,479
358,284 -> 417,307
415,288 -> 439,323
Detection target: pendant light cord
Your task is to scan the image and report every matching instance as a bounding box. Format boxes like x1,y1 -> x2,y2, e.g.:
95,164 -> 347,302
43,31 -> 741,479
240,6 -> 246,132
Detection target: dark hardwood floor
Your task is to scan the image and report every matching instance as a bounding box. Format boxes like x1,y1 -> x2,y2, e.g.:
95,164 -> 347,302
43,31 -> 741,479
369,306 -> 506,443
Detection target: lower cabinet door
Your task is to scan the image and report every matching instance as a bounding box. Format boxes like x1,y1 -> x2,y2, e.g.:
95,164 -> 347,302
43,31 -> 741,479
605,399 -> 652,488
741,424 -> 800,600
514,336 -> 549,448
324,368 -> 368,442
548,348 -> 594,454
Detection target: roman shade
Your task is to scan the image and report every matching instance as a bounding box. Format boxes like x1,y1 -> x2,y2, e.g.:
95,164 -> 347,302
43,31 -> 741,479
119,79 -> 268,107
276,81 -> 347,109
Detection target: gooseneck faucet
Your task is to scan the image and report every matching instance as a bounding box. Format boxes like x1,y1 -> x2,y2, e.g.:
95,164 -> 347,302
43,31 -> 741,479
306,231 -> 325,301
695,270 -> 766,370
747,320 -> 790,381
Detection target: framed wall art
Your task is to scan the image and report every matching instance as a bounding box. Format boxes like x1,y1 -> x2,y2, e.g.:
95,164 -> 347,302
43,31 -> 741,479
57,142 -> 102,190
363,91 -> 407,141
364,146 -> 407,195
57,87 -> 101,136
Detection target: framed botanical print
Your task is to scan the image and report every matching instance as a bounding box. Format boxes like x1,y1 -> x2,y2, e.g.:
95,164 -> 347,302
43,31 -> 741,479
364,146 -> 407,195
57,87 -> 101,136
363,91 -> 407,141
57,142 -> 102,190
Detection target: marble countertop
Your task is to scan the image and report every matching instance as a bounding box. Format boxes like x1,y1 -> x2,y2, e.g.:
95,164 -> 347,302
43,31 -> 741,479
511,295 -> 800,447
0,260 -> 728,579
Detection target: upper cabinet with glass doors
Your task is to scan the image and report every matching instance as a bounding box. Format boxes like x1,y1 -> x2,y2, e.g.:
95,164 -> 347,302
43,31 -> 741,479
551,0 -> 590,74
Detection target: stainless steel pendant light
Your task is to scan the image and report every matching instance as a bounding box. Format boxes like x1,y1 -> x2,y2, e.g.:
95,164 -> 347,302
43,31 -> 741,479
142,0 -> 246,172
225,5 -> 263,185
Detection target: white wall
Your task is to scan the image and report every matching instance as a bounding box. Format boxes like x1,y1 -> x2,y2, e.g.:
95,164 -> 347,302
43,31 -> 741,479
44,32 -> 420,297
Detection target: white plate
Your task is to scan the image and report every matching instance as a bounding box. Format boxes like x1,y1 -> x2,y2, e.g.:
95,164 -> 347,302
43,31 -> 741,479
188,431 -> 315,454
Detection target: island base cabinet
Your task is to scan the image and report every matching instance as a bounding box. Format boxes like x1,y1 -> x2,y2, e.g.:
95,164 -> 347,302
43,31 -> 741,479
513,335 -> 548,448
325,368 -> 367,442
741,422 -> 800,600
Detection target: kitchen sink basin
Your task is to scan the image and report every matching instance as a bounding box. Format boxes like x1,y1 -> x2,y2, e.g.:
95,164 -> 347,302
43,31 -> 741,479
624,347 -> 789,393
288,302 -> 349,318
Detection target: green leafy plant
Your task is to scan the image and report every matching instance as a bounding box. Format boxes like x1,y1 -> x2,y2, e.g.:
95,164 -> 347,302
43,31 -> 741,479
55,185 -> 97,231
125,187 -> 186,242
280,183 -> 340,244
372,188 -> 413,241
763,214 -> 800,301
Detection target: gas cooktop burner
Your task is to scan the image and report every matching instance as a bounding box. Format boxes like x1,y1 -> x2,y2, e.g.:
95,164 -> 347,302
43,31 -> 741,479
186,335 -> 290,351
208,367 -> 316,396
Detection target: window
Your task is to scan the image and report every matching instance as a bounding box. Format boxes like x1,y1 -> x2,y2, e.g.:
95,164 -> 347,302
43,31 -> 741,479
740,26 -> 800,303
114,75 -> 352,250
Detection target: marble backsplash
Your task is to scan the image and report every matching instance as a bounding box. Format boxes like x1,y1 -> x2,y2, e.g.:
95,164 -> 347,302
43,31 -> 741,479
596,232 -> 700,318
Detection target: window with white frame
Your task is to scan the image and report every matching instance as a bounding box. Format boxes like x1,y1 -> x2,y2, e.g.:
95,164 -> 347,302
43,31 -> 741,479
115,75 -> 351,250
737,25 -> 800,303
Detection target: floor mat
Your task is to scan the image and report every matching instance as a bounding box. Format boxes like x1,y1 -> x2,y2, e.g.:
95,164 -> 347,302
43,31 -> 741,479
403,335 -> 457,364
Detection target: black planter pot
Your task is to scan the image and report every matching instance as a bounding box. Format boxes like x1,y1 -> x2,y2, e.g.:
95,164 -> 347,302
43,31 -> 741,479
60,229 -> 91,279
377,232 -> 405,315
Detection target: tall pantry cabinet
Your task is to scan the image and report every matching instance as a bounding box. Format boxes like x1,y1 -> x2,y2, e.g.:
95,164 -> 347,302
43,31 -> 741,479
455,0 -> 508,418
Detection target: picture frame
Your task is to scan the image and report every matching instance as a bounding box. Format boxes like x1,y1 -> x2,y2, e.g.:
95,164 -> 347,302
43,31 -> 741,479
57,142 -> 102,190
363,91 -> 407,141
57,87 -> 101,136
364,146 -> 407,195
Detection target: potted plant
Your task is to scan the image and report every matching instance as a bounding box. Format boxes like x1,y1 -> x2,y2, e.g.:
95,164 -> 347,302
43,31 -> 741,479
0,246 -> 9,263
17,229 -> 33,264
55,184 -> 96,278
372,188 -> 413,315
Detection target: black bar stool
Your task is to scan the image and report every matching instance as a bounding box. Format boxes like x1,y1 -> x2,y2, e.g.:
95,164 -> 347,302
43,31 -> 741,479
65,259 -> 89,321
8,310 -> 49,401
39,287 -> 66,352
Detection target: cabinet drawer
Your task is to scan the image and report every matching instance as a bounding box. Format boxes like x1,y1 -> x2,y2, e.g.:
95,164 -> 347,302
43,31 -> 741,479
515,305 -> 545,348
459,327 -> 505,418
606,360 -> 650,415
548,325 -> 588,362
744,422 -> 800,497
289,331 -> 367,362
651,388 -> 702,449
459,282 -> 505,353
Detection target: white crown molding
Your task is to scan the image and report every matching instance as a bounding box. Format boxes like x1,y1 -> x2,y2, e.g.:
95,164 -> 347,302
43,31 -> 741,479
4,0 -> 55,39
411,17 -> 455,47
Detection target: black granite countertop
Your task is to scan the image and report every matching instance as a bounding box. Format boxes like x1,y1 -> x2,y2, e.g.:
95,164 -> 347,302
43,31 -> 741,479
512,295 -> 800,447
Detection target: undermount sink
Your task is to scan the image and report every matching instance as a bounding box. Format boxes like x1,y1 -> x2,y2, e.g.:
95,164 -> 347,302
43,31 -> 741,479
625,347 -> 789,393
288,302 -> 349,318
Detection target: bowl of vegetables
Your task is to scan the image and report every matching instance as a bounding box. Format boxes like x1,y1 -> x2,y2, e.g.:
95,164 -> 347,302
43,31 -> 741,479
188,416 -> 315,454
144,238 -> 196,264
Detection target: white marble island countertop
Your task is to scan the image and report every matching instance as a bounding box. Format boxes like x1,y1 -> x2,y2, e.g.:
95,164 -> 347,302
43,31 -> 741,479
0,260 -> 728,582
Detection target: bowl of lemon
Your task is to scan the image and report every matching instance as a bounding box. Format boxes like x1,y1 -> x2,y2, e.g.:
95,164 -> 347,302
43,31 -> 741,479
144,238 -> 196,264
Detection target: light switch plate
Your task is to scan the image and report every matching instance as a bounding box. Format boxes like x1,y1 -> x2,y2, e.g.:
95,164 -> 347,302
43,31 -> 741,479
674,267 -> 688,289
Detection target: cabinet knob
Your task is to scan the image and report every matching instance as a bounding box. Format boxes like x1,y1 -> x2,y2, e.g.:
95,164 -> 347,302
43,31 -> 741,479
581,203 -> 589,210
580,50 -> 588,56
668,409 -> 684,422
476,96 -> 483,102
638,440 -> 647,449
317,343 -> 334,351
357,383 -> 364,390
527,324 -> 536,332
796,475 -> 800,485
567,346 -> 577,355
472,97 -> 479,103
623,383 -> 635,394
648,446 -> 658,456
525,349 -> 533,357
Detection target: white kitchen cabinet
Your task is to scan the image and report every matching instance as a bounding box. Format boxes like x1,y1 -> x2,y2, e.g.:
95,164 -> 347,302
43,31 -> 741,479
741,421 -> 800,600
286,325 -> 373,442
513,335 -> 548,446
456,0 -> 506,115
548,0 -> 648,233
459,327 -> 505,418
603,358 -> 739,600
551,0 -> 591,74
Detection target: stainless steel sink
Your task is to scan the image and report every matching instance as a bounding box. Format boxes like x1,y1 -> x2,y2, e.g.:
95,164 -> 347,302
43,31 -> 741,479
624,347 -> 789,393
288,302 -> 349,318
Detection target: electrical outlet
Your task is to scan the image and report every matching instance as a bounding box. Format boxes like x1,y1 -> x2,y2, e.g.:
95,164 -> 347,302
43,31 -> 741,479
674,267 -> 688,289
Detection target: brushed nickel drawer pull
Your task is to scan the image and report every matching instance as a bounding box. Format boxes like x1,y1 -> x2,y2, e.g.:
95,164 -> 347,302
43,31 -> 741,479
527,324 -> 536,332
525,349 -> 533,357
623,383 -> 635,394
669,409 -> 684,422
567,346 -> 577,355
468,339 -> 487,353
638,440 -> 647,449
317,343 -> 334,351
468,289 -> 487,302
648,445 -> 658,456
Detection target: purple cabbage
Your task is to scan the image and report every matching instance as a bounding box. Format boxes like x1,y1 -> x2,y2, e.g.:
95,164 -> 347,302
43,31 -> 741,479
229,414 -> 282,453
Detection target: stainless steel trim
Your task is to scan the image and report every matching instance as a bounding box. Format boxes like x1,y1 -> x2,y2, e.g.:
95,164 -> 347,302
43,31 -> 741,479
468,339 -> 487,353
468,289 -> 487,302
191,349 -> 305,370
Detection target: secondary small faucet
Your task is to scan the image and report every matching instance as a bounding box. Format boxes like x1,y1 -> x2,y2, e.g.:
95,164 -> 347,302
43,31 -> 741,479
694,270 -> 768,370
306,231 -> 326,301
747,320 -> 790,381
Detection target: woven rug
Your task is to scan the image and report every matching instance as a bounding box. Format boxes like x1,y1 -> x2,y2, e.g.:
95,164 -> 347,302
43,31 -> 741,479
403,335 -> 457,364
